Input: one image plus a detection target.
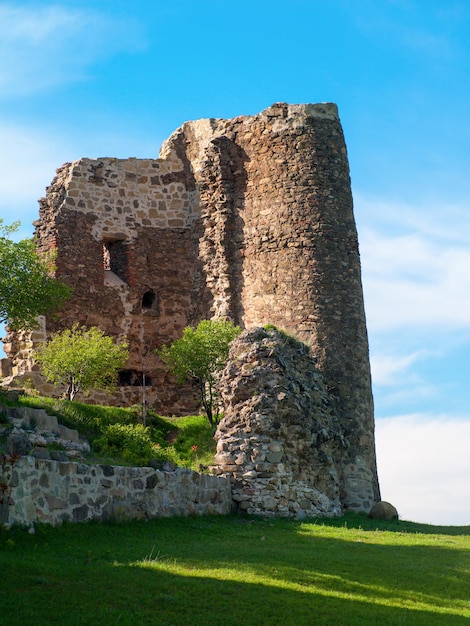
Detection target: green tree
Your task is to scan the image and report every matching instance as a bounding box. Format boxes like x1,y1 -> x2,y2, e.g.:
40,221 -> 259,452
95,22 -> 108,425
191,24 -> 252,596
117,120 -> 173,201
0,220 -> 71,330
157,319 -> 242,427
35,325 -> 129,401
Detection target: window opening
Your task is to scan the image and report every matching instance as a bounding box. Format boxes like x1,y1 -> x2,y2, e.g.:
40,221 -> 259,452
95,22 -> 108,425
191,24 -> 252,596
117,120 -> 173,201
103,239 -> 128,283
142,290 -> 158,312
118,370 -> 152,387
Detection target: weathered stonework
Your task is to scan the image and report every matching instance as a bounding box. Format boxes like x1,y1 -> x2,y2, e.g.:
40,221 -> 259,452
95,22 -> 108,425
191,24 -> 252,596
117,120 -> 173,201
2,102 -> 380,513
4,405 -> 90,462
214,328 -> 378,515
0,403 -> 231,527
4,457 -> 232,527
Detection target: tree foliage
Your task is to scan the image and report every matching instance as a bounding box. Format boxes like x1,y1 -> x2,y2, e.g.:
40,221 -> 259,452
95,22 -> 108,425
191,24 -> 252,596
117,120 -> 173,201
35,325 -> 129,401
157,319 -> 242,427
0,220 -> 72,330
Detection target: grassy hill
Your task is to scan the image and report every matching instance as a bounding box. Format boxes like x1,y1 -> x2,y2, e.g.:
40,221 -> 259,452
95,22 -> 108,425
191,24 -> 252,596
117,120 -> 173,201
1,514 -> 469,625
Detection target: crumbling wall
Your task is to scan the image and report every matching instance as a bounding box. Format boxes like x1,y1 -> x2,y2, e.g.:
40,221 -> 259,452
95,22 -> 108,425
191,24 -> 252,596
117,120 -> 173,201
214,328 -> 378,515
2,103 -> 380,510
4,154 -> 207,413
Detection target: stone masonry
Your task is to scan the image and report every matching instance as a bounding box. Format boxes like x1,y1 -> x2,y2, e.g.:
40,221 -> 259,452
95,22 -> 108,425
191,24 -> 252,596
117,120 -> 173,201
3,457 -> 232,528
214,327 -> 378,515
2,103 -> 380,512
0,404 -> 231,527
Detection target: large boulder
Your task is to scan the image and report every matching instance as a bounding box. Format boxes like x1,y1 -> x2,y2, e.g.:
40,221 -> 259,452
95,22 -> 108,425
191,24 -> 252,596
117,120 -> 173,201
369,501 -> 399,520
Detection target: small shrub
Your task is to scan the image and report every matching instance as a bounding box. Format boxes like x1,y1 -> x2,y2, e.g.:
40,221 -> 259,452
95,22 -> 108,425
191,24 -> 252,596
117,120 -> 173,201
157,319 -> 242,427
153,444 -> 180,465
93,423 -> 157,466
35,325 -> 128,401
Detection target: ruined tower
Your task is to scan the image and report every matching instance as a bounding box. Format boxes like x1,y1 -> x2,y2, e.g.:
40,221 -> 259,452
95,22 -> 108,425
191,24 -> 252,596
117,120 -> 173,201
3,103 -> 380,509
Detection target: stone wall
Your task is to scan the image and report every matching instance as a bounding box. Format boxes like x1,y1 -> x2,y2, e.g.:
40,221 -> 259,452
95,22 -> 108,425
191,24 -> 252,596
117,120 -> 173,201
2,102 -> 380,512
214,328 -> 378,516
3,457 -> 232,528
8,152 -> 204,413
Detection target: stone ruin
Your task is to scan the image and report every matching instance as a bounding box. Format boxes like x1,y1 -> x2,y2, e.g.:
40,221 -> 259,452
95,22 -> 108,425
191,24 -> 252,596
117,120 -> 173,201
215,327 -> 377,515
1,102 -> 381,513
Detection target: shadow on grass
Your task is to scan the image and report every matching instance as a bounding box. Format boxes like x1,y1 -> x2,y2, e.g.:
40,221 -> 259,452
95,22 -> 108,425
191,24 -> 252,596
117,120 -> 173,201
1,558 -> 468,626
1,515 -> 469,625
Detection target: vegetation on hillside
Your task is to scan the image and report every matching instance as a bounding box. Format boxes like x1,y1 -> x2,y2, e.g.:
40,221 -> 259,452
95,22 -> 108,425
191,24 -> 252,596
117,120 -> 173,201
0,392 -> 216,470
1,389 -> 469,624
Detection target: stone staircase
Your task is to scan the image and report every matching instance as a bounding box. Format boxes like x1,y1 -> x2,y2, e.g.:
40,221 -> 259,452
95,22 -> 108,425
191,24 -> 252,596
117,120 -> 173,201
1,404 -> 90,462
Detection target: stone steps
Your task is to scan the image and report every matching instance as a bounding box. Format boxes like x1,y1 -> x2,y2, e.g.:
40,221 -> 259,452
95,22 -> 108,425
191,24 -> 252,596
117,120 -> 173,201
2,405 -> 90,461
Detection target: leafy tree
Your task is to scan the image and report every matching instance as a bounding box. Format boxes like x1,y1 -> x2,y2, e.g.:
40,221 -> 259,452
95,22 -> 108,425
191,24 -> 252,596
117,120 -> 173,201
35,325 -> 129,401
157,319 -> 242,427
0,219 -> 71,330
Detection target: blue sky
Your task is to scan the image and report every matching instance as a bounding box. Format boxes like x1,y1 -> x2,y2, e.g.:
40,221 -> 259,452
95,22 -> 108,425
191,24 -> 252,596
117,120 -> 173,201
1,0 -> 469,525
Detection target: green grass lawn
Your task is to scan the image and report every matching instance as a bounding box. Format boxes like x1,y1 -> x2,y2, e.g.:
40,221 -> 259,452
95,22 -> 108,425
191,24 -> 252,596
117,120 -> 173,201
1,514 -> 469,625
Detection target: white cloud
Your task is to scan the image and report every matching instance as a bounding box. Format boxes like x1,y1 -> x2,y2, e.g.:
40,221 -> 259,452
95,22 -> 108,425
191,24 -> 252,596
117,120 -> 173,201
0,3 -> 82,42
376,415 -> 470,525
0,3 -> 145,97
362,232 -> 470,331
0,122 -> 66,216
370,350 -> 426,386
354,193 -> 470,246
355,194 -> 470,332
357,194 -> 470,505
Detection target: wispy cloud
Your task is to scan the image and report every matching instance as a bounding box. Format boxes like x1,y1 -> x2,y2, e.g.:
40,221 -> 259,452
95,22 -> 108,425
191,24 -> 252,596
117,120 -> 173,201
355,193 -> 470,245
357,191 -> 470,525
376,414 -> 470,525
355,194 -> 470,332
0,121 -> 67,218
0,2 -> 145,97
362,240 -> 470,331
353,1 -> 465,60
370,350 -> 427,386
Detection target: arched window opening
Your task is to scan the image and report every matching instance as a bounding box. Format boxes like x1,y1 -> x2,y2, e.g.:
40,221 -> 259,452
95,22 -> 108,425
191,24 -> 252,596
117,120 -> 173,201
142,289 -> 158,312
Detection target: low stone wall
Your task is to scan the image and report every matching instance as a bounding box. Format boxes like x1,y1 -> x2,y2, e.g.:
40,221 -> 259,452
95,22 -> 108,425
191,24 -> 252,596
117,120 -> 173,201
4,457 -> 232,527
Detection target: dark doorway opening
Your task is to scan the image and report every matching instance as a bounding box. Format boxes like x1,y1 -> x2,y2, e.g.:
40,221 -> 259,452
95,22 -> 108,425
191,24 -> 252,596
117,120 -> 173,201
118,370 -> 152,387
